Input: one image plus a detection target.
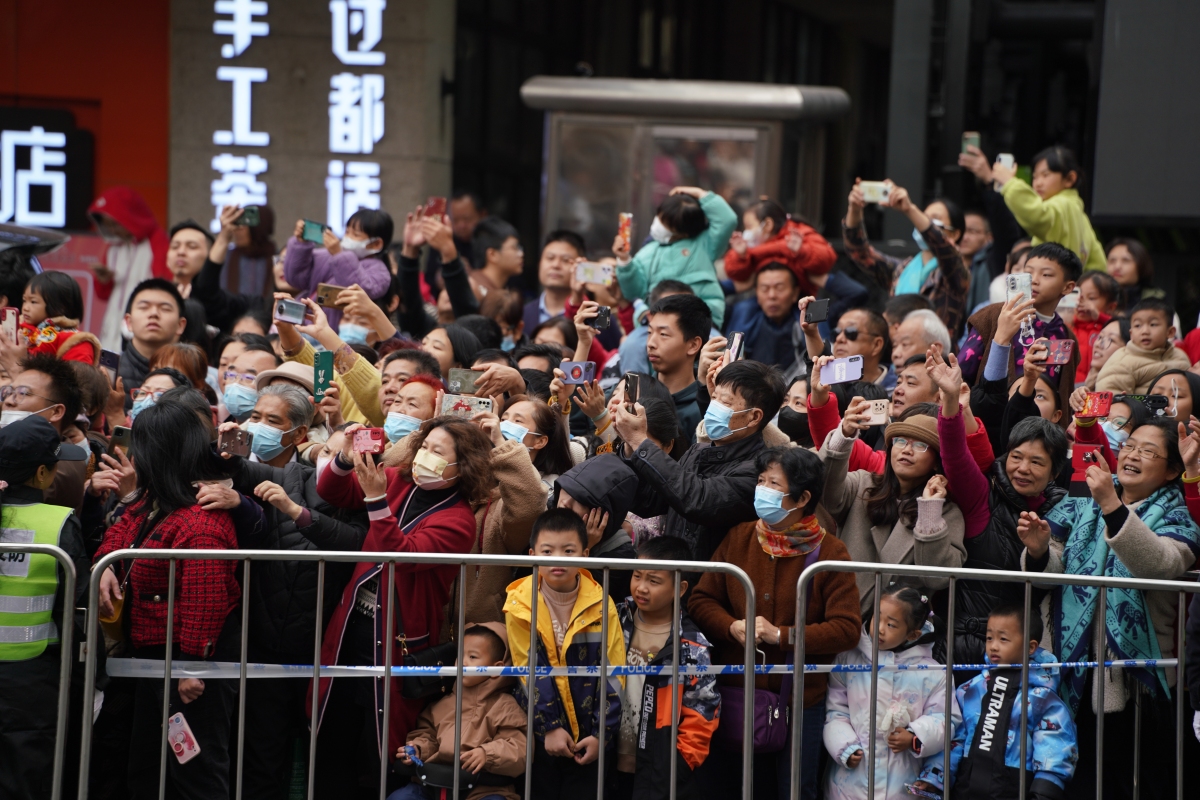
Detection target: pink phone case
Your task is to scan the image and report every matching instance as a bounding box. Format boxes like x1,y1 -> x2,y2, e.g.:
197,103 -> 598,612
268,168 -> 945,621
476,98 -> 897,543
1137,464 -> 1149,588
168,712 -> 201,764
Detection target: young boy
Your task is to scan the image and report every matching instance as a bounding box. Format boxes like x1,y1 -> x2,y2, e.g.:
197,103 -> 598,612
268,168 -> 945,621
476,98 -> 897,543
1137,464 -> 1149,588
958,241 -> 1083,416
615,537 -> 719,800
1095,298 -> 1190,394
394,623 -> 527,800
915,604 -> 1078,800
504,509 -> 626,800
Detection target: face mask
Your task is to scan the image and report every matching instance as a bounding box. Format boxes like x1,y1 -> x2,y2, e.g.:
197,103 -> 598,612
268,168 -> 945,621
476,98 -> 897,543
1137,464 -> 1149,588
0,409 -> 33,428
649,216 -> 673,246
339,322 -> 371,346
223,383 -> 259,421
704,399 -> 756,442
384,411 -> 422,443
130,396 -> 155,420
1101,420 -> 1130,452
776,407 -> 813,448
412,448 -> 458,490
340,236 -> 378,255
912,227 -> 928,251
754,485 -> 798,526
742,226 -> 763,248
500,419 -> 532,448
500,335 -> 516,352
246,421 -> 296,462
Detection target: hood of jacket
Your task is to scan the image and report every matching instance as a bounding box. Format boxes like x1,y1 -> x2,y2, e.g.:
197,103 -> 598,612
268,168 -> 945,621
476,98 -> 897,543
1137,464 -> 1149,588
87,187 -> 163,242
980,645 -> 1059,690
553,453 -> 637,545
853,624 -> 936,665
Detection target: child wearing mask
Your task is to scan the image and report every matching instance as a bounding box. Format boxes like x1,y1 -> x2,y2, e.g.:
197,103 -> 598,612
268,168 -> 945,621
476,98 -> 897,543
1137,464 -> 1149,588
913,605 -> 1078,800
1071,271 -> 1120,386
1095,299 -> 1190,395
824,586 -> 957,800
612,186 -> 736,330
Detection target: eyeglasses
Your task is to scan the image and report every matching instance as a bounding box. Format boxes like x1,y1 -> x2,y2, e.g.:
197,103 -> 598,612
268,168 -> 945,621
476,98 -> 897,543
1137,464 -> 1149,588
0,385 -> 54,403
223,370 -> 260,387
131,389 -> 166,403
892,437 -> 931,454
1106,416 -> 1130,430
1118,441 -> 1165,460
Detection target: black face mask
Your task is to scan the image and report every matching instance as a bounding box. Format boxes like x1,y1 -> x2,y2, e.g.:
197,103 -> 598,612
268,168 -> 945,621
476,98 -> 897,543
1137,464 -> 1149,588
776,407 -> 813,448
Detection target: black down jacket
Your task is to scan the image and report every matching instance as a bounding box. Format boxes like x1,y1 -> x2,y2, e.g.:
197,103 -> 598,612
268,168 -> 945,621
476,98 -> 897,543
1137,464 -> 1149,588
230,458 -> 368,660
621,432 -> 765,560
553,454 -> 639,601
953,459 -> 1066,667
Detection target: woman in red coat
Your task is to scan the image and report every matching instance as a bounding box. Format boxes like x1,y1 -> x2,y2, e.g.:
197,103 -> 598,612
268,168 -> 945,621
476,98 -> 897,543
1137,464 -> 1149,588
312,417 -> 493,798
723,198 -> 838,295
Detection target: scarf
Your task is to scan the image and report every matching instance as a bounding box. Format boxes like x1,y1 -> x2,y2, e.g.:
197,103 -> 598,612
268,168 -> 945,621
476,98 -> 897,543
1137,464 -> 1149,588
755,514 -> 824,558
1044,485 -> 1200,713
893,250 -> 938,296
961,669 -> 1022,798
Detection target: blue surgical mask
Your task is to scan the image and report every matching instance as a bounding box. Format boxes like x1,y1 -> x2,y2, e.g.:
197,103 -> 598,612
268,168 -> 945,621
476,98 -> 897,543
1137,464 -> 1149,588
500,419 -> 531,447
223,383 -> 259,421
246,421 -> 295,462
339,323 -> 371,345
1101,420 -> 1130,452
703,398 -> 755,442
384,411 -> 422,443
500,335 -> 516,352
754,485 -> 797,526
130,396 -> 155,420
912,227 -> 928,251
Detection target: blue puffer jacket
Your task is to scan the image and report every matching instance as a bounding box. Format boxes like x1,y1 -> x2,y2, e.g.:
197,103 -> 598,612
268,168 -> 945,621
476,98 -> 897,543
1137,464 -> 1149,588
919,647 -> 1078,800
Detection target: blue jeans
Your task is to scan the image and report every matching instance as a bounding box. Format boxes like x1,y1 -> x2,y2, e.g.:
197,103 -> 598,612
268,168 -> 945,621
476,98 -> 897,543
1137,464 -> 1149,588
386,784 -> 507,800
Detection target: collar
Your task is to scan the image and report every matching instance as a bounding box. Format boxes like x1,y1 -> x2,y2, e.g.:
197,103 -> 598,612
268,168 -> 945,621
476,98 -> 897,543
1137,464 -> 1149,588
698,429 -> 764,459
2,483 -> 45,503
249,449 -> 298,464
538,291 -> 555,323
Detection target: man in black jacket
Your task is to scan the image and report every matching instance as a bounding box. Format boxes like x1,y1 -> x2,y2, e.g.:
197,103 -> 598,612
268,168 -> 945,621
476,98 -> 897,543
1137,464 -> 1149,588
213,384 -> 368,799
613,359 -> 786,559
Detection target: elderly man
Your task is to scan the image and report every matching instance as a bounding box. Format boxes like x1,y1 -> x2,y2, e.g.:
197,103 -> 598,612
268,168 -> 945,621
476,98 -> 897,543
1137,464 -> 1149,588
890,309 -> 951,371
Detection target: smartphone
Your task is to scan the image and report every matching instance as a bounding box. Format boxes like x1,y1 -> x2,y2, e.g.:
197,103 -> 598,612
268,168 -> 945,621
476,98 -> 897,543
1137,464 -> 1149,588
167,713 -> 201,765
1045,339 -> 1074,365
273,298 -> 308,325
906,785 -> 941,800
234,205 -> 260,227
1070,444 -> 1104,494
617,212 -> 633,251
804,298 -> 830,324
217,428 -> 252,458
561,361 -> 596,385
1076,391 -> 1113,419
997,153 -> 1015,170
589,306 -> 612,330
859,181 -> 891,204
441,394 -> 493,419
353,427 -> 386,454
726,332 -> 745,362
424,196 -> 447,217
447,368 -> 486,395
315,283 -> 349,308
867,399 -> 889,426
820,355 -> 865,386
99,349 -> 121,384
623,372 -> 640,413
1006,272 -> 1032,304
575,261 -> 615,287
108,426 -> 132,455
962,131 -> 981,153
313,351 -> 334,402
301,220 -> 327,244
1142,395 -> 1170,416
0,307 -> 17,345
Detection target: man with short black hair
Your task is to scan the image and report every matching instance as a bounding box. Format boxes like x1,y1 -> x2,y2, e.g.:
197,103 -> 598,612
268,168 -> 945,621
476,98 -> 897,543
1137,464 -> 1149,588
618,280 -> 720,377
725,262 -> 802,371
470,218 -> 524,295
799,305 -> 893,391
118,278 -> 187,405
614,359 -> 786,558
646,294 -> 712,444
523,230 -> 585,333
513,343 -> 565,374
167,220 -> 215,298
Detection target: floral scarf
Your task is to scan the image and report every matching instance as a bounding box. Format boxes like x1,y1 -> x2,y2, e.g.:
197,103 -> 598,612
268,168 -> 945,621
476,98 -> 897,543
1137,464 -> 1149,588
756,514 -> 825,558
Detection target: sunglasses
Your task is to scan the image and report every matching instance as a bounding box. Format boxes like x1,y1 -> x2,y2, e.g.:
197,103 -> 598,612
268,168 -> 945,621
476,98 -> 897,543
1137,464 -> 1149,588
832,326 -> 878,342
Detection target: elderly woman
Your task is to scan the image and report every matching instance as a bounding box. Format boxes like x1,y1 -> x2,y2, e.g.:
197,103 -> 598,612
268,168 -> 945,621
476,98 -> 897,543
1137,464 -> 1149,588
1019,415 -> 1200,800
819,397 -> 966,615
690,446 -> 860,800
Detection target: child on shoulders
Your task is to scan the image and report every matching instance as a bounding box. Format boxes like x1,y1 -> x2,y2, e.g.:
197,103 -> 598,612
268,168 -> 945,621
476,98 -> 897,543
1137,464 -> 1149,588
1095,298 -> 1190,394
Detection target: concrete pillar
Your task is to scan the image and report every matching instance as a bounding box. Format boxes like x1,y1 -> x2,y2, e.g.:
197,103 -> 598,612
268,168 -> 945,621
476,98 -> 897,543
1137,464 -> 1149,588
883,0 -> 933,240
169,0 -> 455,236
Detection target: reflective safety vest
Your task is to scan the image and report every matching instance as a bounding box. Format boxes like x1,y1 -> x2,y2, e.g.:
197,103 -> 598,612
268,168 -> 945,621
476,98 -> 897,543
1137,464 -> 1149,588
0,502 -> 72,661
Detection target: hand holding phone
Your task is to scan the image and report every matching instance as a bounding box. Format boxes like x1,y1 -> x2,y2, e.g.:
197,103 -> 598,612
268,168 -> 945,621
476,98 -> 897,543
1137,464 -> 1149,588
0,307 -> 18,345
217,428 -> 252,457
623,373 -> 640,413
589,306 -> 612,330
858,182 -> 891,204
804,298 -> 830,324
301,220 -> 327,244
447,368 -> 486,395
424,196 -> 447,217
1076,391 -> 1113,419
352,428 -> 386,454
819,356 -> 864,386
273,298 -> 308,325
313,351 -> 334,402
1045,339 -> 1074,366
866,399 -> 889,426
561,362 -> 596,385
726,332 -> 745,362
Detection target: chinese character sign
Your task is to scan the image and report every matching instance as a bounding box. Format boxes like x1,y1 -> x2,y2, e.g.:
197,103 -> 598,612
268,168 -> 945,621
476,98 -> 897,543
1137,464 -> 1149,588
0,126 -> 67,227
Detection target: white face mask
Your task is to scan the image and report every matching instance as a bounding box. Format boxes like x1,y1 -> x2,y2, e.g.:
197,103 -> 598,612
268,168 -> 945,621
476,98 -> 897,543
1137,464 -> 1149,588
649,216 -> 673,246
340,236 -> 378,255
742,226 -> 763,248
0,409 -> 33,428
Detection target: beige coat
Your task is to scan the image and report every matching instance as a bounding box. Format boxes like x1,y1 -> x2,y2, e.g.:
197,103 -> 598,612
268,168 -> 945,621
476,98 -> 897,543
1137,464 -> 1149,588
1094,342 -> 1191,395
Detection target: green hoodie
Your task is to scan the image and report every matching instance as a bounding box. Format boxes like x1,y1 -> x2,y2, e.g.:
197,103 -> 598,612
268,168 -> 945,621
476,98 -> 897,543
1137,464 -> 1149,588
1001,180 -> 1105,273
616,191 -> 737,328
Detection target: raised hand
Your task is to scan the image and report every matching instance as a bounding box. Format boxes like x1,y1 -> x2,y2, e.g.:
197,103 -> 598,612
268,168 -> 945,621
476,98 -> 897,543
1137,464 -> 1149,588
1179,419 -> 1200,480
1016,511 -> 1051,559
840,396 -> 873,438
924,345 -> 963,397
1083,449 -> 1120,512
922,474 -> 948,500
994,293 -> 1038,345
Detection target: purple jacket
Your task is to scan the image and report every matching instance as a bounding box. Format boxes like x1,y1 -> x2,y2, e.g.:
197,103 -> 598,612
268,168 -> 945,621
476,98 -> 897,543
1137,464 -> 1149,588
283,236 -> 392,330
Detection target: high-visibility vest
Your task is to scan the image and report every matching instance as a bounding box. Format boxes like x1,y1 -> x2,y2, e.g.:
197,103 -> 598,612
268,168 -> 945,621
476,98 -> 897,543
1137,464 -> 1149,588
0,502 -> 72,661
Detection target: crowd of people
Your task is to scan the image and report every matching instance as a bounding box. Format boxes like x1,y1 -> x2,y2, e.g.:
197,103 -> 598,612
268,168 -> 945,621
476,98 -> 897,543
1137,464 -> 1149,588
1,143 -> 1200,800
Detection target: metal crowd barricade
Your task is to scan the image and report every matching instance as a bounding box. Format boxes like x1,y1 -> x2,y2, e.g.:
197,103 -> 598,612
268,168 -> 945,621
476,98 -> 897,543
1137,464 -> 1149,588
789,561 -> 1199,800
0,542 -> 77,800
78,549 -> 758,800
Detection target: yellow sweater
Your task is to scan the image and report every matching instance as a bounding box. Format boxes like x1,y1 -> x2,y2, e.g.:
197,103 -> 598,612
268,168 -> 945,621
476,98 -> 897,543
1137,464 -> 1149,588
1001,181 -> 1106,273
284,339 -> 383,426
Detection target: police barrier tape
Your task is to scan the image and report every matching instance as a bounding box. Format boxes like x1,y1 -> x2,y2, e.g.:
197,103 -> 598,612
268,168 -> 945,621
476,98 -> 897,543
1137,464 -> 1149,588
79,548 -> 758,800
790,560 -> 1200,800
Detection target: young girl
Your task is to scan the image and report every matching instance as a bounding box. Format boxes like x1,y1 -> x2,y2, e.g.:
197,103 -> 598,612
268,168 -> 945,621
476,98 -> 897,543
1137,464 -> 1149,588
824,586 -> 958,800
1072,270 -> 1120,385
19,271 -> 101,365
724,197 -> 838,294
612,185 -> 736,329
994,145 -> 1106,273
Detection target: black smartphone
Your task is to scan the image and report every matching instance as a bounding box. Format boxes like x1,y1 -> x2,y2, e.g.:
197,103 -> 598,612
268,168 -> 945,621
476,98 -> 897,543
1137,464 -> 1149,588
590,306 -> 612,330
805,298 -> 830,324
99,349 -> 121,384
623,372 -> 640,413
235,206 -> 260,226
